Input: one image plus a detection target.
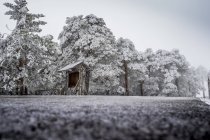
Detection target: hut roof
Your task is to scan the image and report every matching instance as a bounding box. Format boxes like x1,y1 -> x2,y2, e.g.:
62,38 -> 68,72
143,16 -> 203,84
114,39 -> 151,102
58,61 -> 85,71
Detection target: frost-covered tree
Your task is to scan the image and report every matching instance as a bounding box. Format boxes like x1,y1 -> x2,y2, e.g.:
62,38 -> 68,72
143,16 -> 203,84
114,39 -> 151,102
27,35 -> 60,92
141,48 -> 159,96
196,66 -> 208,98
0,33 -> 7,68
142,49 -> 191,96
208,71 -> 210,98
0,33 -> 3,41
116,38 -> 146,95
0,33 -> 4,62
58,14 -> 122,94
1,0 -> 47,94
186,67 -> 203,97
0,34 -> 17,93
0,34 -> 7,91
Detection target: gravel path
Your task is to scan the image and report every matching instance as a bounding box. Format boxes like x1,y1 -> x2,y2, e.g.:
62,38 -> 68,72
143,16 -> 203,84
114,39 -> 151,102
0,96 -> 210,140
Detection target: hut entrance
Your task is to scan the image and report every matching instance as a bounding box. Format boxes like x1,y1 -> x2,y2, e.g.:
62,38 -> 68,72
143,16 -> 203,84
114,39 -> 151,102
68,72 -> 79,88
59,61 -> 89,95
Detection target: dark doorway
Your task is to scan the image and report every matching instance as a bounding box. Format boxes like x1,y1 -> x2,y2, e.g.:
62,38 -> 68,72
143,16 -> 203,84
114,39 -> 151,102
68,72 -> 79,88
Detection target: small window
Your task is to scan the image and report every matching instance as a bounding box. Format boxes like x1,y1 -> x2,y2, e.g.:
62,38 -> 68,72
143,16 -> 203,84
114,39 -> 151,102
68,72 -> 79,88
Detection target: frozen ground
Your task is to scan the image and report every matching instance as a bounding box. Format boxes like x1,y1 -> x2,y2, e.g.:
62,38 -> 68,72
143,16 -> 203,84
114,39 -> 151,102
0,96 -> 210,140
200,98 -> 210,105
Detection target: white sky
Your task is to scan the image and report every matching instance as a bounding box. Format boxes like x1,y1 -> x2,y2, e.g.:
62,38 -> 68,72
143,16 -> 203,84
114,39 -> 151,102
0,0 -> 210,70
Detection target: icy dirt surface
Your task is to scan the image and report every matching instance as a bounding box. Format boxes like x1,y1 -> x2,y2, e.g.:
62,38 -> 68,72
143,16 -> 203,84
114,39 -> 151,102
0,96 -> 210,140
200,98 -> 210,105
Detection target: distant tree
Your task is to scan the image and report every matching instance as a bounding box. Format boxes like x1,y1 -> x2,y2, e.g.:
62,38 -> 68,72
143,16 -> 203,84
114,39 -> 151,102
196,66 -> 208,98
58,14 -> 122,94
208,71 -> 210,98
187,67 -> 203,97
141,49 -> 192,96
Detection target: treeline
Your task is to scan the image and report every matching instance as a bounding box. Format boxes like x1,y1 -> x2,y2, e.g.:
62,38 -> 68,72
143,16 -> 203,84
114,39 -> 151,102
0,0 -> 208,96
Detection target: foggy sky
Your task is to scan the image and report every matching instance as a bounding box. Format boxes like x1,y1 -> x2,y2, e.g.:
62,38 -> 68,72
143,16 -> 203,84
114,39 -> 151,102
0,0 -> 210,70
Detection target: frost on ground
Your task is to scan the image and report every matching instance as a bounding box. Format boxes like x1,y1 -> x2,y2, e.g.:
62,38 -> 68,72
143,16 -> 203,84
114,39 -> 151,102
0,96 -> 210,140
200,98 -> 210,105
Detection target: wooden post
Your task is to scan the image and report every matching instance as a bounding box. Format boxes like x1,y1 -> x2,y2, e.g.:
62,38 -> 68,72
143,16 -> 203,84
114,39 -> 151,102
79,66 -> 82,95
85,68 -> 90,95
82,67 -> 86,95
123,60 -> 129,96
65,71 -> 68,95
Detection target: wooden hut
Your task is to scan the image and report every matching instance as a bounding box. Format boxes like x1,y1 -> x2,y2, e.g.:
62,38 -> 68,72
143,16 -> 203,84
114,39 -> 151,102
59,61 -> 90,95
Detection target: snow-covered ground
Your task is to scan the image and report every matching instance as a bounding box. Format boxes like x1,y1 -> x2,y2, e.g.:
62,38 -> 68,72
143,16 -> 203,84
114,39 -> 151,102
0,96 -> 210,140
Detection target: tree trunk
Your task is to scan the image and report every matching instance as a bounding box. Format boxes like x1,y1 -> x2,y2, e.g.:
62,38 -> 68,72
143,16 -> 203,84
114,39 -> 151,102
17,56 -> 28,95
18,78 -> 27,95
123,60 -> 129,96
140,81 -> 144,96
175,78 -> 179,95
16,85 -> 19,95
188,82 -> 191,95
